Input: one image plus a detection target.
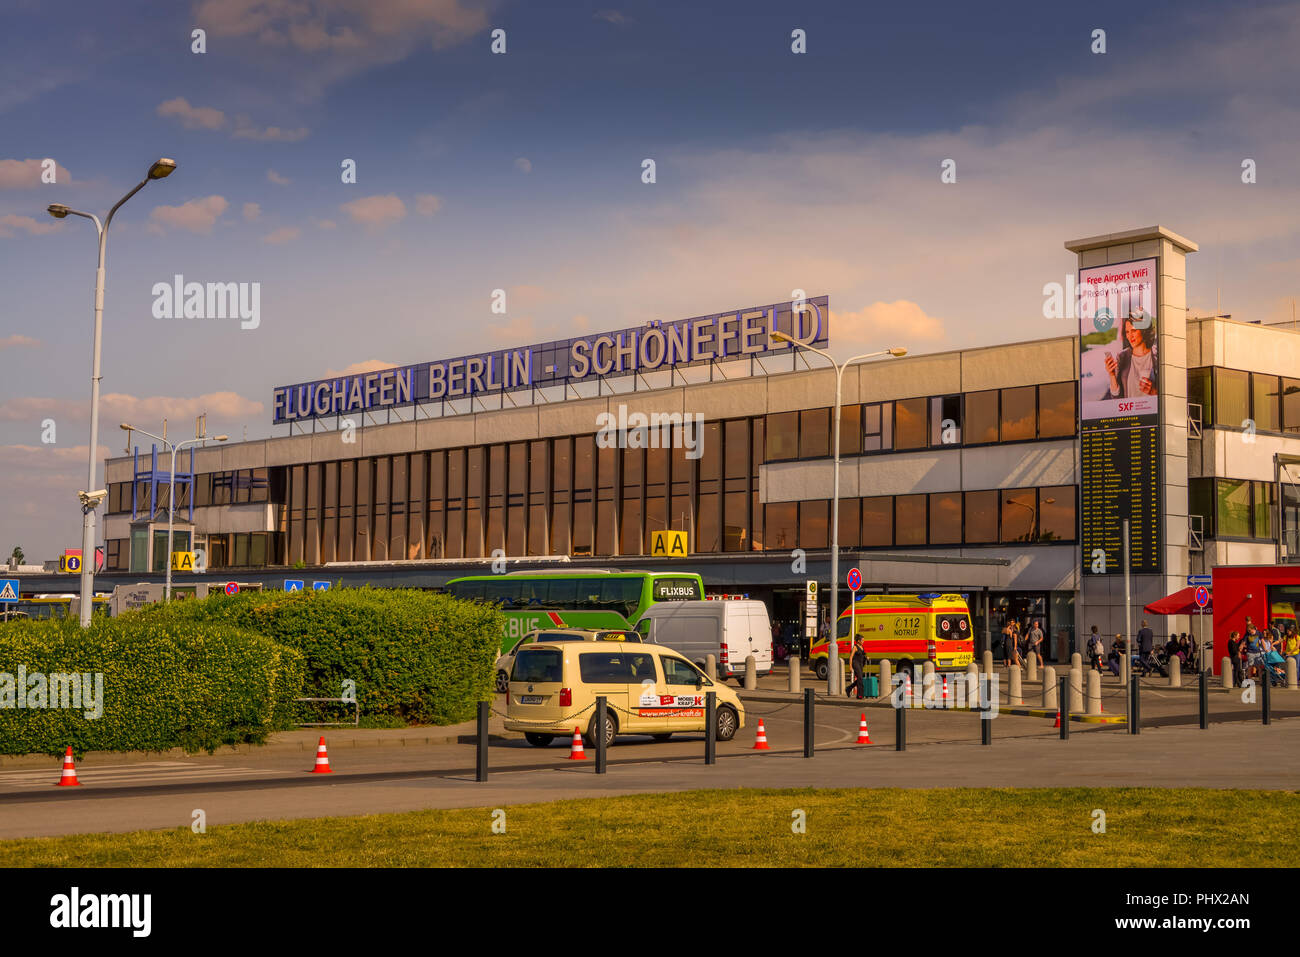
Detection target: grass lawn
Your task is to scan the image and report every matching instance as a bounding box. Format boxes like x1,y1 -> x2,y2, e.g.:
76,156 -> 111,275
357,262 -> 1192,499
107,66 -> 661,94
1,787 -> 1294,867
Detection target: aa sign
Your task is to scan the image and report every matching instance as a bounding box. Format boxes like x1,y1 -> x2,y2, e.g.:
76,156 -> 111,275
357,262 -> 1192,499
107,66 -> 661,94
171,551 -> 196,572
649,530 -> 688,557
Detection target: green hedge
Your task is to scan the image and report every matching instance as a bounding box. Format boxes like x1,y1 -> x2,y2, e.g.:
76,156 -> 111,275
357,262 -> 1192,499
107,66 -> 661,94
0,616 -> 305,756
133,587 -> 502,726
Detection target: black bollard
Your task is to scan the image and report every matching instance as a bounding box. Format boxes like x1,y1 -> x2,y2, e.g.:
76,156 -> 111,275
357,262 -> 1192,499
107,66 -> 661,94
803,687 -> 814,757
981,678 -> 992,746
595,696 -> 607,774
1262,673 -> 1271,726
476,699 -> 489,782
705,691 -> 716,764
1130,673 -> 1141,735
1059,676 -> 1069,741
1199,667 -> 1208,730
895,693 -> 906,752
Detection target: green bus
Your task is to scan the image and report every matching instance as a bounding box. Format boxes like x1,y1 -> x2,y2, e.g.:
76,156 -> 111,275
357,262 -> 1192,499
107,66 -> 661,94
444,569 -> 705,652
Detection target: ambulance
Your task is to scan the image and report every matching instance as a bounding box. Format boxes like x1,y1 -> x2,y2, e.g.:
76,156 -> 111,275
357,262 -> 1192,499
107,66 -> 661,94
809,593 -> 975,681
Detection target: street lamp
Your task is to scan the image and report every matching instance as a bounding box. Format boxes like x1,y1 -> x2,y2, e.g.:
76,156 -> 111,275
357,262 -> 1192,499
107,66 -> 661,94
48,158 -> 178,625
120,424 -> 226,600
773,330 -> 905,693
1004,496 -> 1056,541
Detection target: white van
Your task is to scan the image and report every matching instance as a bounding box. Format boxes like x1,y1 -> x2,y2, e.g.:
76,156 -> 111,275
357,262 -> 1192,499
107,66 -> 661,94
634,599 -> 773,683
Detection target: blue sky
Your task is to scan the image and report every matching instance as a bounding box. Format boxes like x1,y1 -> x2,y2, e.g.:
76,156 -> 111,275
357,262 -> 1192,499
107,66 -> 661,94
3,0 -> 1299,560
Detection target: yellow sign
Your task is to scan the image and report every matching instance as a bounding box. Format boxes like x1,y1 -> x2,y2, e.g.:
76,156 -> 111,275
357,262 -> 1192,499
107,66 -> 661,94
58,555 -> 81,573
171,551 -> 196,572
649,530 -> 688,557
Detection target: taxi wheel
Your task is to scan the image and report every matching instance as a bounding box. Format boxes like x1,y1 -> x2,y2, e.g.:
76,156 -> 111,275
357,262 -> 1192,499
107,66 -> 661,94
715,705 -> 739,741
583,711 -> 618,749
813,659 -> 829,681
494,670 -> 510,694
524,733 -> 554,747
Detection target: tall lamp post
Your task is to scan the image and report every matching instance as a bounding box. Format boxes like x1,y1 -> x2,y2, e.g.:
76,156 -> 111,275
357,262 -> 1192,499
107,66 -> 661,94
120,424 -> 226,600
48,158 -> 178,625
774,331 -> 905,693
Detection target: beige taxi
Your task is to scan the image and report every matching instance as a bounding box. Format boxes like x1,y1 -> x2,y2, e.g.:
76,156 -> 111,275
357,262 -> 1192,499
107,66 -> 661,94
505,641 -> 745,748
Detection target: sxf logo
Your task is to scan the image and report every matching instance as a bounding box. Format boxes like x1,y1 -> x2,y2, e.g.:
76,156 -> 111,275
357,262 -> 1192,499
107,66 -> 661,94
49,887 -> 151,937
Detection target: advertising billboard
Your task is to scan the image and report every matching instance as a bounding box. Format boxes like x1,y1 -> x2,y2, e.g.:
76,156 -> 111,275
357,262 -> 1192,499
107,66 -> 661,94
1078,258 -> 1158,430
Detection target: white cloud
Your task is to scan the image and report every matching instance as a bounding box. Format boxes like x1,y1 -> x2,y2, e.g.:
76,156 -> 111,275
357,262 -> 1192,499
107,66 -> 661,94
415,193 -> 442,216
0,334 -> 40,350
0,213 -> 61,238
148,195 -> 229,234
514,157 -> 532,174
242,202 -> 261,221
263,226 -> 301,244
0,157 -> 71,189
324,359 -> 401,377
232,117 -> 310,142
267,168 -> 292,185
831,302 -> 946,353
157,96 -> 226,130
340,193 -> 406,230
0,391 -> 263,425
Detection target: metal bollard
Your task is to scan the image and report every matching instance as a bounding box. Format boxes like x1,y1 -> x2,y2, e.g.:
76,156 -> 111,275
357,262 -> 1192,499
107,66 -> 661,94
476,699 -> 489,783
1129,671 -> 1140,735
895,693 -> 906,751
1199,667 -> 1208,730
1086,669 -> 1101,715
981,650 -> 993,676
1042,666 -> 1057,710
788,655 -> 800,694
595,696 -> 608,773
1262,673 -> 1271,726
705,691 -> 716,765
1169,656 -> 1181,688
1221,657 -> 1232,689
744,654 -> 757,691
705,653 -> 717,681
980,681 -> 992,745
803,687 -> 814,758
1069,668 -> 1084,714
1008,667 -> 1022,706
1059,676 -> 1069,740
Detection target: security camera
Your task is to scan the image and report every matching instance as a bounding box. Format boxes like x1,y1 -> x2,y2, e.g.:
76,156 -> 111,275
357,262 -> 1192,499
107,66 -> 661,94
78,489 -> 108,509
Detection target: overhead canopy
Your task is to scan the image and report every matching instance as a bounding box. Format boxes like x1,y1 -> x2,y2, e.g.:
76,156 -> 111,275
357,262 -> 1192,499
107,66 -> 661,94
1144,586 -> 1211,616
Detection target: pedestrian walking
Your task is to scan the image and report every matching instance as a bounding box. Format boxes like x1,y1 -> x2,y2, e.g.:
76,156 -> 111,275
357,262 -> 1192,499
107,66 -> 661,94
1086,626 -> 1104,672
1226,630 -> 1243,686
1136,619 -> 1156,676
1027,619 -> 1045,668
845,639 -> 868,699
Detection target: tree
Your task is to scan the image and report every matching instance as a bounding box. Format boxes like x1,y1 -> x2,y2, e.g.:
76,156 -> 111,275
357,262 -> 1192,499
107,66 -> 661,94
7,546 -> 24,565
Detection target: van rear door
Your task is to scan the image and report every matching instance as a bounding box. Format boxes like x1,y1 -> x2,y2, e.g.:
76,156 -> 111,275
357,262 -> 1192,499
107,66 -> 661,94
747,604 -> 773,673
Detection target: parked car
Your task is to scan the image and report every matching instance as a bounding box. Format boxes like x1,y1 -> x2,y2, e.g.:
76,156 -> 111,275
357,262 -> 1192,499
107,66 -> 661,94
633,598 -> 773,683
493,628 -> 639,693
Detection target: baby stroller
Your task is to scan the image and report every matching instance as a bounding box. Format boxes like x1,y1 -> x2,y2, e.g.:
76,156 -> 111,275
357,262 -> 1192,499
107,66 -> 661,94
1261,649 -> 1288,686
1138,647 -> 1168,678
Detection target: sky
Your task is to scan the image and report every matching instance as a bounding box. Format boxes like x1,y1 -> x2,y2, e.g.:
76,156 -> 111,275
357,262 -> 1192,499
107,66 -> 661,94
2,0 -> 1299,562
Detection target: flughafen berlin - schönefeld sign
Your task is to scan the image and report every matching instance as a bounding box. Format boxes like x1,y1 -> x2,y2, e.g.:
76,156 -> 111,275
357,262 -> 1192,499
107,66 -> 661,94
272,295 -> 830,424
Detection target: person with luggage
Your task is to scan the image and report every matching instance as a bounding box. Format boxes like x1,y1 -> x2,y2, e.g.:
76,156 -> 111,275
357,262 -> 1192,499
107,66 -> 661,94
1087,626 -> 1104,672
845,639 -> 868,700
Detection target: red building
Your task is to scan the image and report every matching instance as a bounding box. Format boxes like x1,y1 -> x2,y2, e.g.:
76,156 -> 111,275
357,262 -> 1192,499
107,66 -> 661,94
1209,565 -> 1300,673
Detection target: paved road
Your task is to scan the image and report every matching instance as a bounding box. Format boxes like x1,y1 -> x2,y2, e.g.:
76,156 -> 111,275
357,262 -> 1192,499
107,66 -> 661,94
0,688 -> 1293,840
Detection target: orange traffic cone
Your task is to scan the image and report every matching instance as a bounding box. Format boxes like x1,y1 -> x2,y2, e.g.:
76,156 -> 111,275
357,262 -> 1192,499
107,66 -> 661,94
54,746 -> 81,787
1053,710 -> 1061,728
940,675 -> 949,704
856,714 -> 872,744
311,736 -> 333,773
568,727 -> 587,760
752,719 -> 771,750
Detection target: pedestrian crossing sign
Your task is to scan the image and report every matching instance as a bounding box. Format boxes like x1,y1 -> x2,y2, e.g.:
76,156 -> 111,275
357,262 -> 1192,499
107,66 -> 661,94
0,579 -> 18,602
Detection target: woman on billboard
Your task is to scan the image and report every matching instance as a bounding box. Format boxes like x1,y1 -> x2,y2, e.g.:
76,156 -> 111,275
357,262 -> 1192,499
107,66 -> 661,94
1102,313 -> 1157,399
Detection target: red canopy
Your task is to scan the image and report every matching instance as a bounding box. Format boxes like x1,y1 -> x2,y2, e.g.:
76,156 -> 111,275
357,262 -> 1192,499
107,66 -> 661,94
1144,586 -> 1212,616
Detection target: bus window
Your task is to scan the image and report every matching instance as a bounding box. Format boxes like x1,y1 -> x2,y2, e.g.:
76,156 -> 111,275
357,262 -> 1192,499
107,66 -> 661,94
451,581 -> 484,601
542,578 -> 578,608
597,578 -> 641,618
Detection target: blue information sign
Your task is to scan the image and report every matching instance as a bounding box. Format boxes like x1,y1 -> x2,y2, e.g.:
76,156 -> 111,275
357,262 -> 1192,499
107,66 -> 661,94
312,581 -> 331,591
284,580 -> 304,592
0,579 -> 18,603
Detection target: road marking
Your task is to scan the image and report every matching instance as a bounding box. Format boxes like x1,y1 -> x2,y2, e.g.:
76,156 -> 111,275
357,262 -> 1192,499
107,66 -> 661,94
0,762 -> 286,789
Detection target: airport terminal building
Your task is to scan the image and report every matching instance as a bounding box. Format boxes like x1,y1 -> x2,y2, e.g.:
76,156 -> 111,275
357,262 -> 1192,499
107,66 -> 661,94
98,226 -> 1300,658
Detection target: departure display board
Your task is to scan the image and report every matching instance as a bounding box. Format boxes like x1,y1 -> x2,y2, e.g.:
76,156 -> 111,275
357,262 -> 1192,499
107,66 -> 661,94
1080,427 -> 1160,575
1078,257 -> 1162,576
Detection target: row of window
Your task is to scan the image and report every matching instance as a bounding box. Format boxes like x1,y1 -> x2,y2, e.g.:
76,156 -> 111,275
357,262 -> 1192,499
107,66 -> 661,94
103,532 -> 280,572
1189,367 -> 1300,434
106,469 -> 275,515
1189,478 -> 1275,540
764,381 -> 1077,461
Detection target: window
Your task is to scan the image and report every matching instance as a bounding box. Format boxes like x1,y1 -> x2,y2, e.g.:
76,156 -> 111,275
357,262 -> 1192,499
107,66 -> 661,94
1214,369 -> 1249,429
964,490 -> 999,543
513,648 -> 563,683
1188,368 -> 1212,427
1001,488 -> 1037,542
766,411 -> 798,461
1000,386 -> 1036,442
894,397 -> 927,450
1216,479 -> 1251,537
839,405 -> 861,456
1253,481 -> 1275,539
1252,374 -> 1281,433
837,497 -> 860,548
862,402 -> 893,452
930,395 -> 961,447
764,502 -> 797,550
860,496 -> 892,547
1038,382 -> 1076,438
799,408 -> 830,458
965,390 -> 999,444
661,656 -> 706,685
799,500 -> 829,548
928,492 -> 962,545
1283,378 -> 1300,434
1189,477 -> 1214,536
894,494 -> 926,546
578,651 -> 656,682
1038,486 -> 1076,541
